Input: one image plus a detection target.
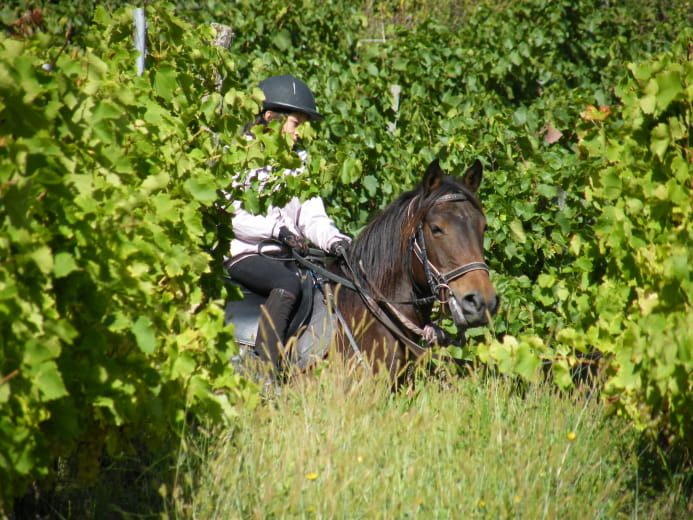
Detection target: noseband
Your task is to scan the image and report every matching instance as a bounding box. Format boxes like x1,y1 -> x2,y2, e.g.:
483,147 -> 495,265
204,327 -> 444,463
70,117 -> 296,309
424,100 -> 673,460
412,193 -> 489,303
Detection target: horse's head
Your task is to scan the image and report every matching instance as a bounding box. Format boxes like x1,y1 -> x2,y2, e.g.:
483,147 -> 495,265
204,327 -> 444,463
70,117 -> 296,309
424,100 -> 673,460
413,159 -> 498,329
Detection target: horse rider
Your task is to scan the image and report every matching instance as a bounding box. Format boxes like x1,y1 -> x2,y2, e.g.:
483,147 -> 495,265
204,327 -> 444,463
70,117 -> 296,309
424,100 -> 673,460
223,74 -> 351,377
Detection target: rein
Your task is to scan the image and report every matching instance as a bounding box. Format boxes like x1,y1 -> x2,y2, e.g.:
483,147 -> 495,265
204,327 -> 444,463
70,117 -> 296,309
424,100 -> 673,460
339,249 -> 433,356
291,249 -> 436,356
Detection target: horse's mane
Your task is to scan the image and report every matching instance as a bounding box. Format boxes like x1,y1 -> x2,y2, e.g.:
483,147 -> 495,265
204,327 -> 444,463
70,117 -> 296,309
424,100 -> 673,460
350,175 -> 481,297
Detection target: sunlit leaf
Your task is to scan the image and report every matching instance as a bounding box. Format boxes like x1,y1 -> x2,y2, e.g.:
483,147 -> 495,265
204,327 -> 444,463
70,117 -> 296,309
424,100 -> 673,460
132,316 -> 156,354
53,252 -> 78,278
35,361 -> 69,401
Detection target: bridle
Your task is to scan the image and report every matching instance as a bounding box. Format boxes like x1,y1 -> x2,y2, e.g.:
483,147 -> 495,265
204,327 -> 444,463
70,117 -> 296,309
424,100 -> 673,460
411,192 -> 489,304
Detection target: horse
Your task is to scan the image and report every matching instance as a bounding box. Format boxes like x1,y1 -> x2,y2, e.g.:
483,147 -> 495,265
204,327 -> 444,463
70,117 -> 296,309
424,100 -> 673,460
325,158 -> 498,382
225,158 -> 497,384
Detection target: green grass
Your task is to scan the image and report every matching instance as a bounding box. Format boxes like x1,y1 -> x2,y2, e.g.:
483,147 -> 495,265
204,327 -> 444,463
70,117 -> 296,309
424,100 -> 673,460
171,362 -> 689,520
13,360 -> 689,519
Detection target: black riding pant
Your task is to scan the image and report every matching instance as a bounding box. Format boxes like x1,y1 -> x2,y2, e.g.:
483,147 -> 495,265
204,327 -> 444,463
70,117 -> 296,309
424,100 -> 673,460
226,254 -> 302,298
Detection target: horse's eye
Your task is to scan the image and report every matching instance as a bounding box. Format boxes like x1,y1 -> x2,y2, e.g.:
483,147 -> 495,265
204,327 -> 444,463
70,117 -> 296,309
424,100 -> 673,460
431,224 -> 444,236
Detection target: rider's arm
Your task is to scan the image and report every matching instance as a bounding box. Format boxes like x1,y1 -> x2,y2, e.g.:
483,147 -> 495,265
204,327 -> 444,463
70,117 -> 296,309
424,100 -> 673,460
230,202 -> 280,244
294,197 -> 351,252
228,161 -> 303,244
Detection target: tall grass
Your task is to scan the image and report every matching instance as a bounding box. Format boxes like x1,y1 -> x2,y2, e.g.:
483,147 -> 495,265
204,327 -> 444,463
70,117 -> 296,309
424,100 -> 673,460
171,362 -> 679,519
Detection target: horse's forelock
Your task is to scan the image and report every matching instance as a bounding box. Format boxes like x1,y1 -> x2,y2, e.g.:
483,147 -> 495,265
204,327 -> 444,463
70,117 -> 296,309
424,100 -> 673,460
431,175 -> 482,208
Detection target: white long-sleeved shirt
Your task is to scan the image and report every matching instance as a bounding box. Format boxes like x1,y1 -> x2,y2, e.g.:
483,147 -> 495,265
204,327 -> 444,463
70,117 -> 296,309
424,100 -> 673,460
224,150 -> 350,265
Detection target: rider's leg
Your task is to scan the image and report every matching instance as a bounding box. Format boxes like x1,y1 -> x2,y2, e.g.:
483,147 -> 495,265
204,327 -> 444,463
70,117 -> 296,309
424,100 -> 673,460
226,255 -> 301,374
256,288 -> 296,372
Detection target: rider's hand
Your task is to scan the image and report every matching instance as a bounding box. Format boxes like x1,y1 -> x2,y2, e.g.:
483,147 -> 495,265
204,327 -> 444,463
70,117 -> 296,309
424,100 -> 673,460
422,324 -> 451,346
278,226 -> 309,256
329,239 -> 351,257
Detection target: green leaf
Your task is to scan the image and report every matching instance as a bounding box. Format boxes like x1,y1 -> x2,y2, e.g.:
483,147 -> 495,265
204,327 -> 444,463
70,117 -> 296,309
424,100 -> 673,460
509,220 -> 527,244
629,61 -> 652,82
650,123 -> 670,159
556,286 -> 570,301
53,252 -> 78,278
36,361 -> 68,401
93,396 -> 125,426
153,66 -> 179,102
132,316 -> 156,354
92,100 -> 123,122
141,171 -> 171,194
599,168 -> 622,200
514,341 -> 541,381
655,70 -> 683,112
152,193 -> 179,222
0,381 -> 9,404
30,246 -> 53,275
23,341 -> 56,366
272,29 -> 292,51
186,176 -> 218,204
552,359 -> 573,390
339,157 -> 358,184
536,183 -> 558,198
537,273 -> 556,288
663,253 -> 689,282
639,95 -> 656,114
0,38 -> 25,62
171,352 -> 196,379
362,175 -> 378,196
92,4 -> 111,26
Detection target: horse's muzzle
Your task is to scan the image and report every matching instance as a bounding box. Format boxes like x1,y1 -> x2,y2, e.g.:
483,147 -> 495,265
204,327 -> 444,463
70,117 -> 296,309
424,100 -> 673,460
449,290 -> 498,328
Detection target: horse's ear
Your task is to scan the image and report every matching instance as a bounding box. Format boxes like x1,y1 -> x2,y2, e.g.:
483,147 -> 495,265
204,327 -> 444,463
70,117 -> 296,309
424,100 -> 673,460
423,159 -> 444,193
461,159 -> 483,194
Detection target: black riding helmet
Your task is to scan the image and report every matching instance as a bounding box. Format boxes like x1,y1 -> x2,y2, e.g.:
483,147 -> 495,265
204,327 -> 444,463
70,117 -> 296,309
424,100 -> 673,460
258,74 -> 324,121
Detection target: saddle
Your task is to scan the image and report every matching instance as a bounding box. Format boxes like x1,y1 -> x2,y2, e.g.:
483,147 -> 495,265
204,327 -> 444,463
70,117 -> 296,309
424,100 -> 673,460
224,268 -> 334,371
223,268 -> 315,346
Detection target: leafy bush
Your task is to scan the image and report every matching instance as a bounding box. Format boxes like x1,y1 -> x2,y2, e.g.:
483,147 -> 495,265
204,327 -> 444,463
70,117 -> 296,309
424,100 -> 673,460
0,5 -> 258,511
569,32 -> 693,450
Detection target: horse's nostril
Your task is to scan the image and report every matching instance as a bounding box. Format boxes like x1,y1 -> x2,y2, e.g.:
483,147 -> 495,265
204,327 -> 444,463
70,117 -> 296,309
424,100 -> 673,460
490,294 -> 500,315
461,290 -> 485,314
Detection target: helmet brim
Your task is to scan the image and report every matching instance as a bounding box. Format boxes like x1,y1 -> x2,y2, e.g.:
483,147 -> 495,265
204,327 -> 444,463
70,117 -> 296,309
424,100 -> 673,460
263,102 -> 324,122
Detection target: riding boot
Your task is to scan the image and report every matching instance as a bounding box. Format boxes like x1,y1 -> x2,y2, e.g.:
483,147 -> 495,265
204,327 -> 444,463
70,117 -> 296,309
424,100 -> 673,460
255,288 -> 297,376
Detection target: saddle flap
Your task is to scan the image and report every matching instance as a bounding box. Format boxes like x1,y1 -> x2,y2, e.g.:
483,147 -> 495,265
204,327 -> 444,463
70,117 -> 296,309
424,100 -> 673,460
223,270 -> 314,345
223,287 -> 265,346
286,271 -> 314,338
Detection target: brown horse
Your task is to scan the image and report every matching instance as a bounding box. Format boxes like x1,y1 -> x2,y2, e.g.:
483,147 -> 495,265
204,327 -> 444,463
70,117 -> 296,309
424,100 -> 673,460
328,158 -> 498,382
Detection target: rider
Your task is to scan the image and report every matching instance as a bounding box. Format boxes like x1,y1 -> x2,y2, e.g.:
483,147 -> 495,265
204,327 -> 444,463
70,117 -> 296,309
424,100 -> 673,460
224,74 -> 351,376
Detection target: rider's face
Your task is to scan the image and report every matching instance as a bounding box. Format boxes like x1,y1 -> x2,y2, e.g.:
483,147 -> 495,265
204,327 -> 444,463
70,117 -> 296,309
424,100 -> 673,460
265,111 -> 308,143
281,112 -> 308,142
